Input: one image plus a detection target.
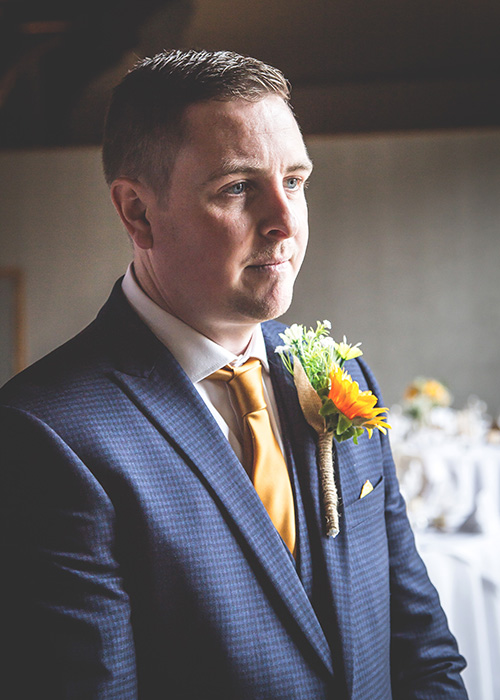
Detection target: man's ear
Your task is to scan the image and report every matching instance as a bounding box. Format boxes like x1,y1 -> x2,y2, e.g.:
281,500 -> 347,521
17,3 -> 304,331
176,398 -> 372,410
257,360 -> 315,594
110,178 -> 154,249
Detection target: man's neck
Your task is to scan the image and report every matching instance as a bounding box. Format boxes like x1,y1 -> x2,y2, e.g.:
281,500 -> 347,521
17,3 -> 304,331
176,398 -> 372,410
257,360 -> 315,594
130,262 -> 259,356
199,322 -> 257,357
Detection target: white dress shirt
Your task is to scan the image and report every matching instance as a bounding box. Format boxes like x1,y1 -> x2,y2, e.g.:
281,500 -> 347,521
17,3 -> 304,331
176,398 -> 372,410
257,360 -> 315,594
121,265 -> 285,464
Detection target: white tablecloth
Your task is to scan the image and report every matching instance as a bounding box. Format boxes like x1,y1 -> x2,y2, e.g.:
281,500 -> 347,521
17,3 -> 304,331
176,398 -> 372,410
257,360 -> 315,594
390,410 -> 500,697
393,436 -> 500,534
416,531 -> 500,700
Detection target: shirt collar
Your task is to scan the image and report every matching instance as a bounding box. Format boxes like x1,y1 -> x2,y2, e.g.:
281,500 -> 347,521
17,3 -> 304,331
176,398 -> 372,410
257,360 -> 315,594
121,264 -> 269,383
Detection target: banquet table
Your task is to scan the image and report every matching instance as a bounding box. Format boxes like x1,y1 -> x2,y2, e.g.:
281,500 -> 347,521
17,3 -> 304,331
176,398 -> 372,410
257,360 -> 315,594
391,425 -> 500,700
415,531 -> 500,700
392,434 -> 500,535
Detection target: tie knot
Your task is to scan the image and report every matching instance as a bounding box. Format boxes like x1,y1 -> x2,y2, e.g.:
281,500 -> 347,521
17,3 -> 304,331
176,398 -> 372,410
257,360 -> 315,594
210,358 -> 266,417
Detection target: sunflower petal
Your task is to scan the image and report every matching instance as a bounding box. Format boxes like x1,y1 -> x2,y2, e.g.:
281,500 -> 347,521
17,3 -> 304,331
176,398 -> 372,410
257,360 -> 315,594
328,365 -> 390,436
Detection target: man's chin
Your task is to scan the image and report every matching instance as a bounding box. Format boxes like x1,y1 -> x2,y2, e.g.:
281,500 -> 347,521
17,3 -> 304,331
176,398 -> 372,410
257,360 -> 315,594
233,288 -> 294,324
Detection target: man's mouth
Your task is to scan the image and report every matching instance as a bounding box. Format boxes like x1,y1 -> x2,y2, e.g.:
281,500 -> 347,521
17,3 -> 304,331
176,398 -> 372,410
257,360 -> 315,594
251,259 -> 288,268
246,252 -> 292,271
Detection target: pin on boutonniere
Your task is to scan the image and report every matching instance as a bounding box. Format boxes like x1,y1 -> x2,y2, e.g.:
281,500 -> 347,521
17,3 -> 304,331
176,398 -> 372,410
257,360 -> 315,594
275,321 -> 391,537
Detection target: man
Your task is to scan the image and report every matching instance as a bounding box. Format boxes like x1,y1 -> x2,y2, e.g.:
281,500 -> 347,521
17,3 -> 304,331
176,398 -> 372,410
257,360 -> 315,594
1,50 -> 467,699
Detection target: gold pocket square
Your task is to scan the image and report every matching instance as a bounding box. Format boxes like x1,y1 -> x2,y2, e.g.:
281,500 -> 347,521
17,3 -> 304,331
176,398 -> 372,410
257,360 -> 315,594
359,479 -> 374,499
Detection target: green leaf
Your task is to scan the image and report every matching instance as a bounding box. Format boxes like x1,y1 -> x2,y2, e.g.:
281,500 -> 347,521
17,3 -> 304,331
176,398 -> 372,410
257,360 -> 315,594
335,429 -> 354,442
337,413 -> 352,435
319,399 -> 337,416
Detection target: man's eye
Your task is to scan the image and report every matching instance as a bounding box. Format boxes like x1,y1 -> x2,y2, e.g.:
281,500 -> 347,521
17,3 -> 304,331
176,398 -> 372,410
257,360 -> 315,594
285,177 -> 300,190
226,182 -> 247,195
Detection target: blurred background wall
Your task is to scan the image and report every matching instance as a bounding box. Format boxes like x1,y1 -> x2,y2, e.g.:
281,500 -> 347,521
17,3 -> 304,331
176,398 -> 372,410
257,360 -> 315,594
1,0 -> 499,417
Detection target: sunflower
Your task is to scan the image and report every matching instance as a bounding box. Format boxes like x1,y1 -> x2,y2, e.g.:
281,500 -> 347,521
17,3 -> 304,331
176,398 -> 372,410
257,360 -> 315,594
328,364 -> 391,437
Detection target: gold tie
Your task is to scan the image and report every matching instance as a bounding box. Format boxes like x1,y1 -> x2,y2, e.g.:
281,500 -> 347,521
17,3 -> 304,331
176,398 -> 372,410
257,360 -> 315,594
210,359 -> 296,556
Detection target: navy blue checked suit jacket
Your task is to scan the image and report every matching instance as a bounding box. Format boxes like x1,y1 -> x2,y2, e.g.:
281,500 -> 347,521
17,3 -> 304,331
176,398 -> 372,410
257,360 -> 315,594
1,280 -> 468,699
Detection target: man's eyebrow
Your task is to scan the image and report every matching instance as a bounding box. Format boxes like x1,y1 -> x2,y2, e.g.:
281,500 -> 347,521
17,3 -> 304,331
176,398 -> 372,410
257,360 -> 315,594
206,158 -> 313,182
289,160 -> 314,173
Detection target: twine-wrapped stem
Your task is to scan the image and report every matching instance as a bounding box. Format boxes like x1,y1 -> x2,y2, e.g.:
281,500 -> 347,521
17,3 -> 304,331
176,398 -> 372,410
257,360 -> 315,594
292,357 -> 340,538
318,430 -> 339,537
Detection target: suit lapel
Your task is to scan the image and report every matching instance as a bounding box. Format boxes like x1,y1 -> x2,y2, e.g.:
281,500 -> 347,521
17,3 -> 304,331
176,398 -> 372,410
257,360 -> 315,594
264,322 -> 357,697
320,439 -> 357,695
98,289 -> 334,677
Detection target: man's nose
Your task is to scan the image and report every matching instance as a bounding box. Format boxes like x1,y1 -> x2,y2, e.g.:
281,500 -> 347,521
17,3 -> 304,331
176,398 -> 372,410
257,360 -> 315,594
258,185 -> 300,239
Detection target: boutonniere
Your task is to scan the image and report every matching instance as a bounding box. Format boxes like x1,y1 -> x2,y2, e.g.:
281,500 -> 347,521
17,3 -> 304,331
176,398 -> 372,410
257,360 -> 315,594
275,321 -> 390,537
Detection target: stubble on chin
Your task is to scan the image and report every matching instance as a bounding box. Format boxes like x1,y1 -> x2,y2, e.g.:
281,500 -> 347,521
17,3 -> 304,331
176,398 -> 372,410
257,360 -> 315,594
231,278 -> 296,323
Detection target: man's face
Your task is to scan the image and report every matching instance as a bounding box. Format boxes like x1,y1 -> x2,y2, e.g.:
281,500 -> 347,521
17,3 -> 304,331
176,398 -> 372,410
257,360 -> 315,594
137,95 -> 312,344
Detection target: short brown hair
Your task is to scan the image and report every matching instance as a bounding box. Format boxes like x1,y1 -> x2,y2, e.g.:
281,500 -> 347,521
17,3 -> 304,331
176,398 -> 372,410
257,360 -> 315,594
102,49 -> 291,192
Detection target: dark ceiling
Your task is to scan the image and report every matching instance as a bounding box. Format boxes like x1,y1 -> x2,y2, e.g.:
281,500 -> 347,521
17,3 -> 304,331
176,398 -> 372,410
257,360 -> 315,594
0,0 -> 170,147
1,0 -> 500,148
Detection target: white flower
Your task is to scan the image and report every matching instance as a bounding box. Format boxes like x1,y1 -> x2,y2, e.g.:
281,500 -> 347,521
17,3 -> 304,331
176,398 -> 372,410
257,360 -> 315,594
286,323 -> 305,341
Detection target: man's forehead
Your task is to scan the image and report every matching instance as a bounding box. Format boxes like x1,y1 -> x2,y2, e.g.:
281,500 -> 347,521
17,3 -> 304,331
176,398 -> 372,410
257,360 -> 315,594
178,97 -> 312,174
182,95 -> 299,140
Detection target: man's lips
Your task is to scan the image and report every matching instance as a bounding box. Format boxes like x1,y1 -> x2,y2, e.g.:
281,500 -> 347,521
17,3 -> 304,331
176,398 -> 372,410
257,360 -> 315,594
251,260 -> 288,267
246,256 -> 291,270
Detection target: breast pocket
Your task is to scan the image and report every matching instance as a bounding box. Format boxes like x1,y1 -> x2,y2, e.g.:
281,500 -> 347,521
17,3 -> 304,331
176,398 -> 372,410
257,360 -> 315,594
342,475 -> 385,531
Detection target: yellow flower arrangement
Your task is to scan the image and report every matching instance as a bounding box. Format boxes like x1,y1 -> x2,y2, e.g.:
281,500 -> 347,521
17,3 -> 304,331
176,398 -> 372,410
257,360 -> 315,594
403,376 -> 452,421
404,378 -> 451,406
